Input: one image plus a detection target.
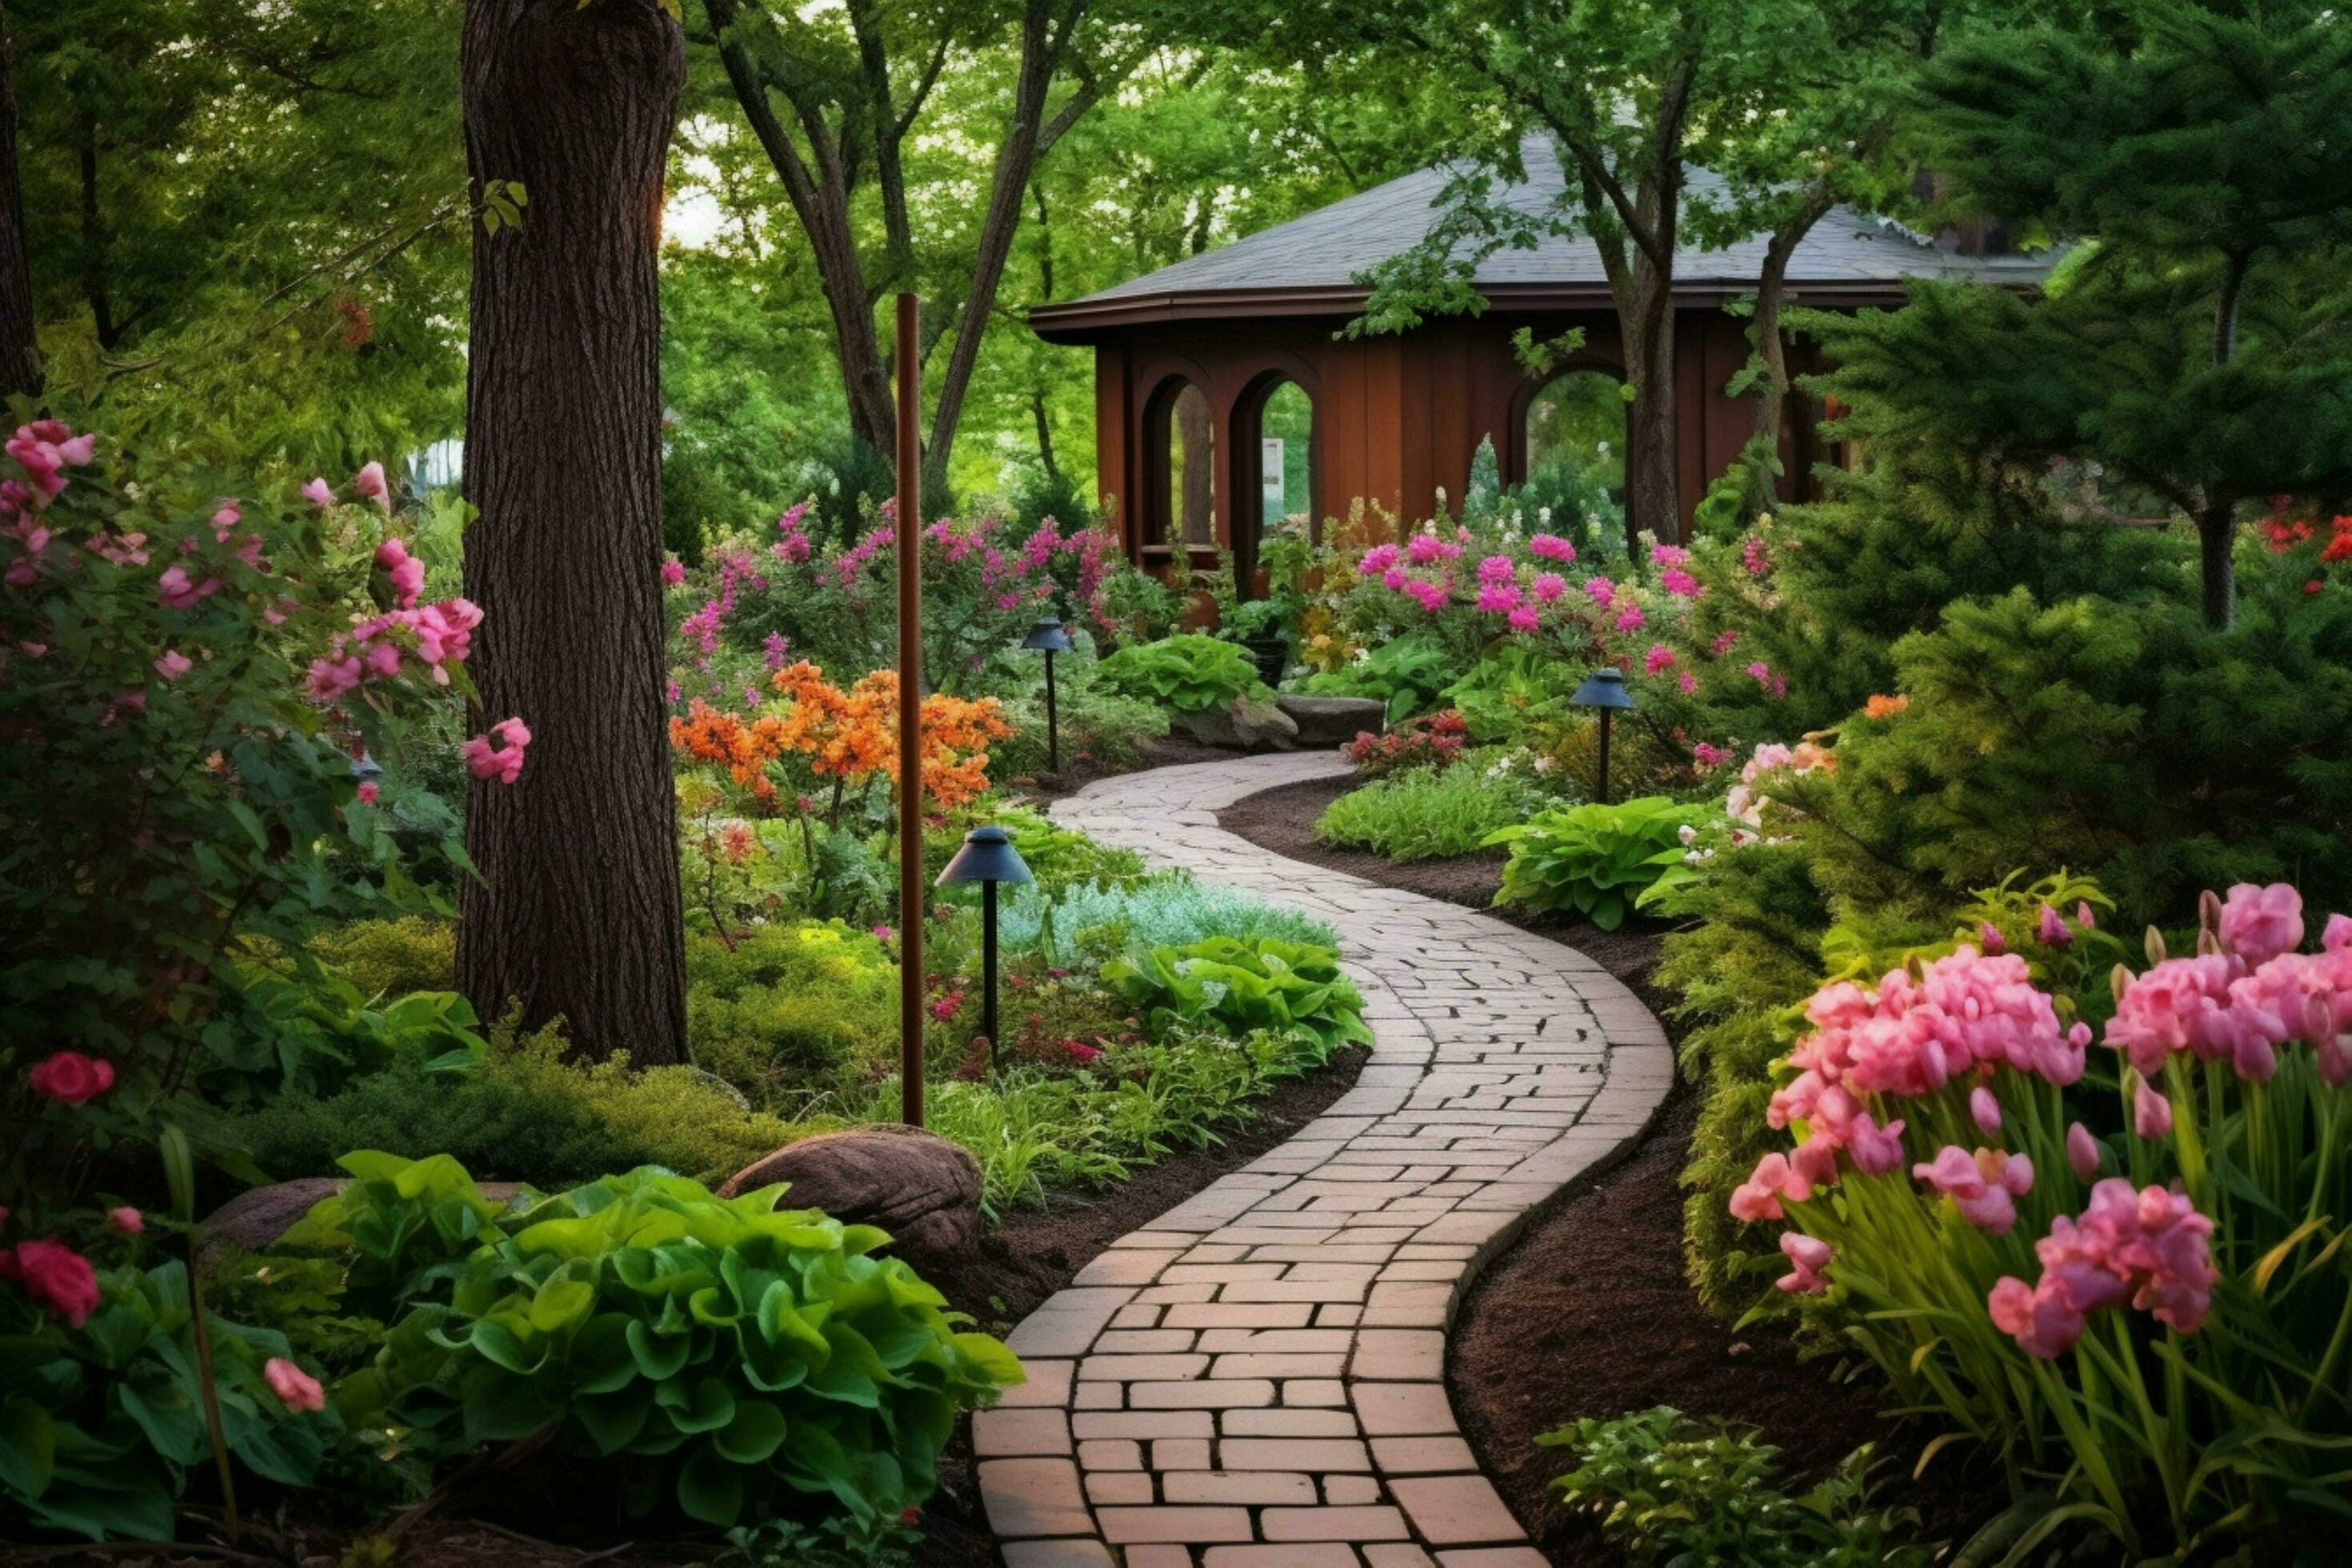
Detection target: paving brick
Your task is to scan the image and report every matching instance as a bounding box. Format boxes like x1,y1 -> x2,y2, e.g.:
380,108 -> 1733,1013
1162,1469 -> 1318,1505
1325,1474 -> 1382,1504
1000,1541 -> 1117,1568
998,1358 -> 1074,1408
1078,1354 -> 1211,1382
1086,1470 -> 1154,1505
1370,1435 -> 1478,1473
1073,1410 -> 1212,1440
1352,1329 -> 1445,1382
1095,1506 -> 1255,1545
1388,1474 -> 1525,1545
1202,1547 -> 1363,1568
1259,1504 -> 1411,1541
1352,1382 -> 1458,1436
1152,1437 -> 1213,1470
1218,1437 -> 1372,1472
1222,1407 -> 1359,1437
974,1408 -> 1072,1457
978,1458 -> 1092,1539
1129,1378 -> 1277,1409
1076,1438 -> 1142,1470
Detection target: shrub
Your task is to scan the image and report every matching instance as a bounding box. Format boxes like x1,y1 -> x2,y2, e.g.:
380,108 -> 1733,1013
1103,936 -> 1372,1057
1340,709 -> 1469,778
999,874 -> 1337,967
282,1154 -> 1020,1532
1442,643 -> 1587,742
1302,632 -> 1463,726
1538,1407 -> 1923,1567
936,802 -> 1147,898
309,917 -> 457,998
0,1256 -> 338,1542
216,1025 -> 811,1188
1724,878 -> 2352,1558
1093,634 -> 1269,713
1317,766 -> 1538,862
991,662 -> 1169,778
685,921 -> 898,1103
1486,797 -> 1718,930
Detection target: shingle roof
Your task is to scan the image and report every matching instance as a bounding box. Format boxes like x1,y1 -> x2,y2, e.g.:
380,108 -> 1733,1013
1030,135 -> 2049,338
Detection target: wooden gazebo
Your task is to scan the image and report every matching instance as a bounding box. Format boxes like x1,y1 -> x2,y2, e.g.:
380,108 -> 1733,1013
1029,137 -> 2048,582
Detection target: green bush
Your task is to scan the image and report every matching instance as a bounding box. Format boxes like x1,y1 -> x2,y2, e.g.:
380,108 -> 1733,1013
1538,1407 -> 1923,1566
1316,765 -> 1538,862
282,1154 -> 1019,1533
217,1026 -> 813,1189
1442,644 -> 1586,742
1300,631 -> 1463,726
1093,634 -> 1268,712
1486,797 -> 1718,930
0,1258 -> 338,1542
935,802 -> 1148,899
686,922 -> 898,1103
309,917 -> 457,998
1103,936 -> 1371,1056
991,659 -> 1169,778
999,872 -> 1337,966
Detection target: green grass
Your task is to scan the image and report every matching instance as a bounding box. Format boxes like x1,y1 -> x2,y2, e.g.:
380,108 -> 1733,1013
1315,766 -> 1538,862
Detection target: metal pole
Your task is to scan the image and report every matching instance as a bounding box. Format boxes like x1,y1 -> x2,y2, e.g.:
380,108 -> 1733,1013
1043,648 -> 1060,774
1598,709 -> 1613,806
981,879 -> 998,1069
895,292 -> 924,1127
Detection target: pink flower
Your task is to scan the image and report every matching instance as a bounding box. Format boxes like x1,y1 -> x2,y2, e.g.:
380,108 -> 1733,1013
1528,533 -> 1577,562
1650,543 -> 1689,568
2066,1122 -> 2101,1181
1406,532 -> 1456,566
374,538 -> 425,608
264,1357 -> 326,1413
1582,575 -> 1617,607
306,654 -> 364,704
1531,572 -> 1566,603
1643,644 -> 1675,675
1730,1151 -> 1810,1222
1380,566 -> 1410,590
158,564 -> 222,609
1692,741 -> 1730,769
28,1051 -> 116,1105
2326,914 -> 2352,953
1475,554 -> 1515,586
364,642 -> 402,681
1614,603 -> 1646,633
1475,582 -> 1522,615
1710,629 -> 1740,656
1970,1085 -> 2002,1135
354,461 -> 390,513
1774,1230 -> 1831,1294
355,780 -> 380,806
660,557 -> 686,586
462,717 -> 531,786
2218,882 -> 2302,964
1988,1180 -> 2216,1357
1405,579 -> 1448,614
1676,671 -> 1696,694
1506,606 -> 1540,634
1660,567 -> 1700,598
153,649 -> 192,682
2036,903 -> 2071,947
106,1206 -> 143,1235
2,1240 -> 102,1328
1911,1145 -> 2030,1234
302,478 -> 334,508
1358,543 -> 1400,574
1745,661 -> 1786,698
1979,922 -> 2006,954
2133,1080 -> 2172,1138
1064,1039 -> 1104,1064
1846,1113 -> 1906,1176
2106,952 -> 2283,1081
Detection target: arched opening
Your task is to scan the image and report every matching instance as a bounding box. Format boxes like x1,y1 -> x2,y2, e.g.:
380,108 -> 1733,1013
1238,375 -> 1317,586
1518,367 -> 1627,546
1142,378 -> 1216,562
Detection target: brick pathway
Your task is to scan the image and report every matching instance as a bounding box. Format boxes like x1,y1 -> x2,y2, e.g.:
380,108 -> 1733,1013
976,753 -> 1672,1568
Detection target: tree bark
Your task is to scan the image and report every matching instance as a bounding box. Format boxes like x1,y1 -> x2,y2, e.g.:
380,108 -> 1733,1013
0,2 -> 38,400
2192,250 -> 2250,629
1621,262 -> 1680,550
1745,194 -> 1833,520
457,0 -> 688,1066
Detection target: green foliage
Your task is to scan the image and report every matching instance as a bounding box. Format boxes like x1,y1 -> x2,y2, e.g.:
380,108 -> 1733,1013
1093,634 -> 1270,713
686,922 -> 899,1104
1301,632 -> 1463,726
286,1155 -> 1019,1531
1538,1407 -> 1924,1568
1316,765 -> 1538,862
216,1025 -> 812,1190
308,917 -> 457,1000
1103,937 -> 1371,1057
942,802 -> 1148,898
0,1258 -> 338,1542
1442,644 -> 1587,742
991,659 -> 1170,779
1487,798 -> 1718,930
998,872 -> 1338,966
1091,563 -> 1182,648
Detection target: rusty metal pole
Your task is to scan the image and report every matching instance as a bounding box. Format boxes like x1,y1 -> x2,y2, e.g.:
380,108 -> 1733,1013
895,292 -> 924,1127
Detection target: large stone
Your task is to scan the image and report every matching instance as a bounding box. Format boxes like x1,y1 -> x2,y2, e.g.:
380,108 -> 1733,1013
1176,696 -> 1299,752
718,1124 -> 983,1266
198,1176 -> 531,1266
1276,694 -> 1386,747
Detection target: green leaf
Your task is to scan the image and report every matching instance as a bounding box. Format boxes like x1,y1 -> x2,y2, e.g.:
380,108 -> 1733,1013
711,1398 -> 787,1465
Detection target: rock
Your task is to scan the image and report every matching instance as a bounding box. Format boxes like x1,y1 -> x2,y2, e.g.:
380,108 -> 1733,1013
1277,694 -> 1386,746
1176,695 -> 1300,751
717,1124 -> 983,1266
199,1175 -> 533,1266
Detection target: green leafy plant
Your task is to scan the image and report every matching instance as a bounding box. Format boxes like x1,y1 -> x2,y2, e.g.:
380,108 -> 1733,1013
0,1258 -> 338,1542
1442,644 -> 1586,742
1486,797 -> 1715,929
1102,936 -> 1371,1056
1093,634 -> 1270,713
1538,1406 -> 1925,1566
1300,631 -> 1463,726
1317,765 -> 1539,862
284,1154 -> 1021,1532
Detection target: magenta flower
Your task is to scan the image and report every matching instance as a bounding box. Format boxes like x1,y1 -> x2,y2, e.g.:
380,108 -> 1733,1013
1476,582 -> 1522,615
1970,1086 -> 2003,1135
1774,1231 -> 1831,1295
1614,603 -> 1646,633
2133,1080 -> 2173,1138
302,477 -> 334,508
375,538 -> 425,608
1845,1113 -> 1906,1176
2036,903 -> 2071,947
1582,575 -> 1617,607
1987,1179 -> 2216,1357
1531,572 -> 1567,603
1650,542 -> 1690,567
2066,1122 -> 2101,1181
153,649 -> 192,682
1979,922 -> 2006,954
1475,554 -> 1515,586
1692,741 -> 1730,769
1661,567 -> 1700,598
462,718 -> 531,786
265,1358 -> 326,1414
1382,567 -> 1409,590
1529,533 -> 1577,562
661,557 -> 686,586
1506,606 -> 1540,634
2217,882 -> 2303,964
1359,542 -> 1400,574
1643,643 -> 1675,675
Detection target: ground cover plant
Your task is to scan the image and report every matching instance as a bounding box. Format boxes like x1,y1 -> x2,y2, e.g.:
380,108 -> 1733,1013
1316,762 -> 1539,862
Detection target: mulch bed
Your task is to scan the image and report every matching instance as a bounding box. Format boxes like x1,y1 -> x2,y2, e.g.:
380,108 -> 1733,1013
1218,767 -> 1998,1560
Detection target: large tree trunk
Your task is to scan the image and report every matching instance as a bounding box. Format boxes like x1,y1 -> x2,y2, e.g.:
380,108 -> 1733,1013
1743,202 -> 1827,522
457,0 -> 688,1066
1621,265 -> 1680,549
0,2 -> 38,400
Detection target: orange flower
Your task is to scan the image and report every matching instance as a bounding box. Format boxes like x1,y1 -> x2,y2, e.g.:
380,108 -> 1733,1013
1864,693 -> 1910,719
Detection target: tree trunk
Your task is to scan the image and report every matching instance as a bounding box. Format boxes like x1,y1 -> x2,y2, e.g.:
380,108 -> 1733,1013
1745,202 -> 1828,522
1621,266 -> 1680,549
457,0 -> 688,1066
2194,251 -> 2250,629
0,2 -> 38,400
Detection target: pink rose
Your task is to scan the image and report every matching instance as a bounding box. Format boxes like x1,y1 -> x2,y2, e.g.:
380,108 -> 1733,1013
5,1240 -> 102,1327
28,1051 -> 116,1105
154,650 -> 193,682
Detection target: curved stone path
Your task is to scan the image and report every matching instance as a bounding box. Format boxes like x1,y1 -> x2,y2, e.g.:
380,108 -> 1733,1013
978,753 -> 1672,1568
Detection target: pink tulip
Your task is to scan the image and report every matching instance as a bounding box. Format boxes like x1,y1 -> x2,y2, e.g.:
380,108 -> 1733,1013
302,477 -> 334,508
1774,1231 -> 1831,1295
2066,1122 -> 2101,1181
1970,1086 -> 2002,1135
264,1357 -> 326,1413
2134,1081 -> 2173,1138
354,461 -> 390,512
2218,882 -> 2303,964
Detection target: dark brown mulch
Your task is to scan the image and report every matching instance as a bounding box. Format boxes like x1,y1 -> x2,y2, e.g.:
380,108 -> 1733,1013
1219,767 -> 2000,1561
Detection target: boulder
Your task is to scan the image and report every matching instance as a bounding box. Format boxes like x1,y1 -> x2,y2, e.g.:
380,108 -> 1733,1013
199,1176 -> 533,1266
1277,694 -> 1386,746
717,1124 -> 983,1267
1176,694 -> 1300,751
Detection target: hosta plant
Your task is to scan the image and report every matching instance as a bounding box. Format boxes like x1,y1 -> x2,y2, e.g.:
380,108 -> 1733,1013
1486,797 -> 1717,929
1727,881 -> 2352,1558
278,1152 -> 1021,1530
1103,936 -> 1372,1058
1093,634 -> 1269,713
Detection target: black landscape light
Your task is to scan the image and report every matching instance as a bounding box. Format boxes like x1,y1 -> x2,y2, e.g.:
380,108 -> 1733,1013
935,825 -> 1035,1063
1021,615 -> 1075,774
1570,666 -> 1636,805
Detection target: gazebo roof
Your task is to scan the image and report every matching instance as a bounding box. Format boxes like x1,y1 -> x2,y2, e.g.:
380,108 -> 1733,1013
1030,135 -> 2050,341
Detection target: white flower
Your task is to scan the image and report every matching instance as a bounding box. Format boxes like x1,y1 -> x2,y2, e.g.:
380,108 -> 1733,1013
1677,823 -> 1698,845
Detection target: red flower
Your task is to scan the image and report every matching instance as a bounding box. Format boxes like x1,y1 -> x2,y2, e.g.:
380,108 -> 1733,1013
27,1051 -> 115,1105
2,1239 -> 102,1327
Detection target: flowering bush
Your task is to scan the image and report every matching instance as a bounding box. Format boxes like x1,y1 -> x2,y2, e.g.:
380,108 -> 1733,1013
1,418 -> 507,1322
1728,879 -> 2352,1555
1341,708 -> 1470,777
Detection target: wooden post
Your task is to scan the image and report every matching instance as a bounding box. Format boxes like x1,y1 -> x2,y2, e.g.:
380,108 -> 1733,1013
896,292 -> 924,1127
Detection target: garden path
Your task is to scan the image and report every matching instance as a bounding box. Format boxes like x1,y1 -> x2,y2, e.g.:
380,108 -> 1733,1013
979,752 -> 1672,1568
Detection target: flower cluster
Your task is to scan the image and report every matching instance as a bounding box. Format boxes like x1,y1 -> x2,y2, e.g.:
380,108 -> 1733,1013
1342,710 -> 1469,777
1987,1181 -> 2218,1357
2107,884 -> 2352,1086
462,717 -> 532,786
1723,740 -> 1833,831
